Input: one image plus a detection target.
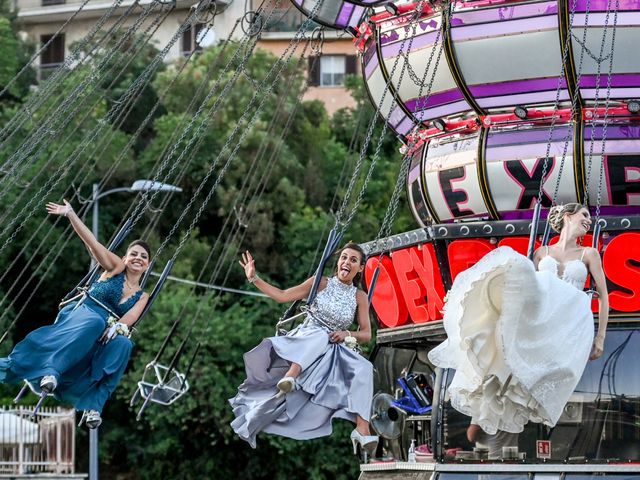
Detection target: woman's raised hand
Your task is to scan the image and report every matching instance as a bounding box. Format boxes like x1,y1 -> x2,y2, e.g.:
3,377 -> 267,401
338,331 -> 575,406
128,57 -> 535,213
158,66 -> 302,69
46,199 -> 74,218
239,250 -> 256,281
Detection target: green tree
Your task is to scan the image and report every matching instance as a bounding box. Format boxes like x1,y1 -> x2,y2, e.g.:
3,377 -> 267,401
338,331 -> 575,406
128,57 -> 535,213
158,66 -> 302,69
0,33 -> 414,479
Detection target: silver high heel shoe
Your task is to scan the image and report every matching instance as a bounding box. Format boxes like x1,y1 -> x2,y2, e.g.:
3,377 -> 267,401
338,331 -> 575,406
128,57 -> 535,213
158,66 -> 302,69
79,410 -> 102,429
40,375 -> 57,393
350,429 -> 378,456
276,376 -> 295,396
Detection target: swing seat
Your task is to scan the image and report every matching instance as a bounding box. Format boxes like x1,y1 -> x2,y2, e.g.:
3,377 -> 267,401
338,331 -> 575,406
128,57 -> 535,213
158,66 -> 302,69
274,301 -> 306,336
130,361 -> 189,415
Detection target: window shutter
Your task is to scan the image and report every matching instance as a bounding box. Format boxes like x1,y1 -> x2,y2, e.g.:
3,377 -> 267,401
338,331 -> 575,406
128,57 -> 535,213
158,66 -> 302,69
345,55 -> 358,75
308,56 -> 320,87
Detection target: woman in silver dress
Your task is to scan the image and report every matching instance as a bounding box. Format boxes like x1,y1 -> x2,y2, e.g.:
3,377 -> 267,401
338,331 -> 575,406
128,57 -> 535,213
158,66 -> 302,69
230,243 -> 378,454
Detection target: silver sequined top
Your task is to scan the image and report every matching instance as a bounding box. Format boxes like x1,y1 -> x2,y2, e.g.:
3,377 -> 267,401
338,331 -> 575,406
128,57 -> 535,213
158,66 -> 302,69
306,276 -> 357,331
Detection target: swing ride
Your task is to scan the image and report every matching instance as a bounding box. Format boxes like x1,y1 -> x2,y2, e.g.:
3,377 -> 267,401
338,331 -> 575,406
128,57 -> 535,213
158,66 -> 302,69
1,0 -> 640,476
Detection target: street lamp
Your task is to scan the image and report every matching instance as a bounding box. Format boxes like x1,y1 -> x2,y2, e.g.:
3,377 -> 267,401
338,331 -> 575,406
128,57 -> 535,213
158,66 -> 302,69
87,179 -> 181,480
91,179 -> 182,240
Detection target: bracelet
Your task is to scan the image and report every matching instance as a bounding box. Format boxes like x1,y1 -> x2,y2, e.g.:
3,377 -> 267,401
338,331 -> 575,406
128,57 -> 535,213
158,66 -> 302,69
248,274 -> 258,284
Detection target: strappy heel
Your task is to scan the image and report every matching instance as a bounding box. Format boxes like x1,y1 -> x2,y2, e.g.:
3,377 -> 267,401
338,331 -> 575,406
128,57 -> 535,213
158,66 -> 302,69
78,410 -> 102,429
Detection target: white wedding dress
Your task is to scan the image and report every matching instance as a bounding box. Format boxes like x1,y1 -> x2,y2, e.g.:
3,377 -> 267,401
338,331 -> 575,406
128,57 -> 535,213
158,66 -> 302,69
429,246 -> 594,434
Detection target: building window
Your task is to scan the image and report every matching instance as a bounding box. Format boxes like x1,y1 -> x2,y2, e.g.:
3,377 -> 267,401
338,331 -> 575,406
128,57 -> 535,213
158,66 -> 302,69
181,23 -> 206,56
320,55 -> 345,87
39,34 -> 65,80
308,55 -> 357,87
42,0 -> 66,5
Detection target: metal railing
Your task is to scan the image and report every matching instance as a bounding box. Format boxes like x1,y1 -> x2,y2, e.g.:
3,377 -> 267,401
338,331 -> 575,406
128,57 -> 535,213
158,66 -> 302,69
0,406 -> 75,475
262,8 -> 319,33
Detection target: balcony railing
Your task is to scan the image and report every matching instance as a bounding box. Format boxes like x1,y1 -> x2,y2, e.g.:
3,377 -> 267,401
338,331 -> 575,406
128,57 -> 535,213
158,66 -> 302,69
261,8 -> 320,33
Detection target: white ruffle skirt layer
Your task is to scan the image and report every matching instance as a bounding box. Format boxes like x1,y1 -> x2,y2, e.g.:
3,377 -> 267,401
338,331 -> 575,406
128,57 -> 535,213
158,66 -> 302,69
429,247 -> 593,434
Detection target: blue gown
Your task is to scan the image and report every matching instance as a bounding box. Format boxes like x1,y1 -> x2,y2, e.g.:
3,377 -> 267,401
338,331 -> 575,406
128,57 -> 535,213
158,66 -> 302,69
0,271 -> 143,413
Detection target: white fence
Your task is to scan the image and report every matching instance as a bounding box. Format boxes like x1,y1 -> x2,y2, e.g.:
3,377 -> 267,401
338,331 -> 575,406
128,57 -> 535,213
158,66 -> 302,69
0,406 -> 75,475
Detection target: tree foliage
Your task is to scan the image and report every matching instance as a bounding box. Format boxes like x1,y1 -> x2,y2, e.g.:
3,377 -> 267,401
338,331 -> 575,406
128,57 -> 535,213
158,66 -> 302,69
0,27 -> 416,479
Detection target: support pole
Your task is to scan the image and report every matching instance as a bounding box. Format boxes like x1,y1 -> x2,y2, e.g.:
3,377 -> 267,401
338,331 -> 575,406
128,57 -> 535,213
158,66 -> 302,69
89,427 -> 98,480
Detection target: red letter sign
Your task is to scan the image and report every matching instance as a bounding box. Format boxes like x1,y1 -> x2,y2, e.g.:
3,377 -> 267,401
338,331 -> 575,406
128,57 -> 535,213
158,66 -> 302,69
365,255 -> 408,328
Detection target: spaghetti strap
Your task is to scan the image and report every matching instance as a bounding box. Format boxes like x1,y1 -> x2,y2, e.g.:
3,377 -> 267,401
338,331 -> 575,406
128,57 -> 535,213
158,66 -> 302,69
580,248 -> 586,261
545,246 -> 549,256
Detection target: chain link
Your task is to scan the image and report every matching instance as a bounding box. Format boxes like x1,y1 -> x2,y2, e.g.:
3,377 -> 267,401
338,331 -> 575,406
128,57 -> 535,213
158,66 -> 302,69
0,0 -> 132,155
0,1 -> 160,191
539,0 -> 592,207
0,4 -> 177,255
152,4 -> 320,259
125,3 -> 278,232
590,0 -> 619,220
336,1 -> 427,233
370,4 -> 447,259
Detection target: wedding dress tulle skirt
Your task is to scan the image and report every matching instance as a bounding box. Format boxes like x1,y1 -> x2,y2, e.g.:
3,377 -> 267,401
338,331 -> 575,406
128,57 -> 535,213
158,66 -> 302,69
428,247 -> 594,434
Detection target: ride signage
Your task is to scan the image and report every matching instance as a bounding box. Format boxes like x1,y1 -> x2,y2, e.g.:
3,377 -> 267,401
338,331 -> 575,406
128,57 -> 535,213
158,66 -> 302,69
365,231 -> 640,328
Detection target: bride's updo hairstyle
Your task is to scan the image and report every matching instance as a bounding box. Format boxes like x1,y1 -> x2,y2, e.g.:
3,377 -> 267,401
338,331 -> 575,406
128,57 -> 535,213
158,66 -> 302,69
548,203 -> 585,233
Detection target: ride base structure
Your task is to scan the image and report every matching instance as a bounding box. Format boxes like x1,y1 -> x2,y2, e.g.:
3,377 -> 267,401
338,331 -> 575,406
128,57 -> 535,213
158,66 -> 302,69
359,217 -> 640,477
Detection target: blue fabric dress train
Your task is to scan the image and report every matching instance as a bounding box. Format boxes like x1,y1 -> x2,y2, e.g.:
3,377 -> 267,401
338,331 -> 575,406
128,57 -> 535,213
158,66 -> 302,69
0,271 -> 142,413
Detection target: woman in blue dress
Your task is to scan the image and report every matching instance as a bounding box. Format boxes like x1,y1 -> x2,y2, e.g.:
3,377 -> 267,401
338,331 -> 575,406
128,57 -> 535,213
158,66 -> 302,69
230,243 -> 378,455
0,199 -> 150,428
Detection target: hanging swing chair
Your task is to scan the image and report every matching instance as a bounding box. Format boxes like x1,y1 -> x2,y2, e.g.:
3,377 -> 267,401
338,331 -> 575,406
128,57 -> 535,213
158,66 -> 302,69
127,259 -> 196,419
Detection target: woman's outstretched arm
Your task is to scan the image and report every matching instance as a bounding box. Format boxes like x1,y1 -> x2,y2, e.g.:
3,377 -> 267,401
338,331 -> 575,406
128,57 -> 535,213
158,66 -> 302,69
585,247 -> 608,360
239,250 -> 317,303
47,200 -> 123,275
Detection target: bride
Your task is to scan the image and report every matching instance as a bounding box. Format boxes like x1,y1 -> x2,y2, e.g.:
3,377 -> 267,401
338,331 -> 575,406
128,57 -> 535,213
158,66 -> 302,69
429,203 -> 608,434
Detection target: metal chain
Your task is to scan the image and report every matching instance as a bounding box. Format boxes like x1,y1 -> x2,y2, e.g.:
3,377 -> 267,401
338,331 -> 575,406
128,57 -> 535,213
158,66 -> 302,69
0,4 -> 173,214
570,33 -> 613,63
589,0 -> 619,220
157,12 -> 320,260
0,16 -> 243,338
0,4 -> 176,254
0,0 -> 132,154
538,0 -> 592,207
0,1 -> 160,185
0,0 -> 93,100
336,1 -> 427,232
149,49 -> 313,358
125,3 -> 278,231
370,5 -> 447,258
138,21 -> 245,239
585,0 -> 618,200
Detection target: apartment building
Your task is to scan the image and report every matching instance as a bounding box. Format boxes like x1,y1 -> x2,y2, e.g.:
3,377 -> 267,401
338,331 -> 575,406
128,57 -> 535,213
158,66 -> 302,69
258,1 -> 359,114
14,0 -> 359,114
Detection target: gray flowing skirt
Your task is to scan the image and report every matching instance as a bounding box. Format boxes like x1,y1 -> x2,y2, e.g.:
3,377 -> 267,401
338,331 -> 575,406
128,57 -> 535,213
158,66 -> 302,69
229,322 -> 374,448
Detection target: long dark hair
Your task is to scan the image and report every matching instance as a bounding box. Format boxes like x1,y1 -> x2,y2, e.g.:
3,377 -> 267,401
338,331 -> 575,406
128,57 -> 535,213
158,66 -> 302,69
127,239 -> 151,258
333,242 -> 366,287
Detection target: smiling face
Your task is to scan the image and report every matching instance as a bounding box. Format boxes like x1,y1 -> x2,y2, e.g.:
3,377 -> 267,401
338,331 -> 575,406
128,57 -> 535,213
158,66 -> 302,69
123,244 -> 150,275
565,207 -> 592,237
336,247 -> 364,284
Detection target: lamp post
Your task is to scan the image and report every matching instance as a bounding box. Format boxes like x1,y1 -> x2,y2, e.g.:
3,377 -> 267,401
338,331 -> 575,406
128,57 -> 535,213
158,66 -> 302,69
91,179 -> 183,241
88,179 -> 181,480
